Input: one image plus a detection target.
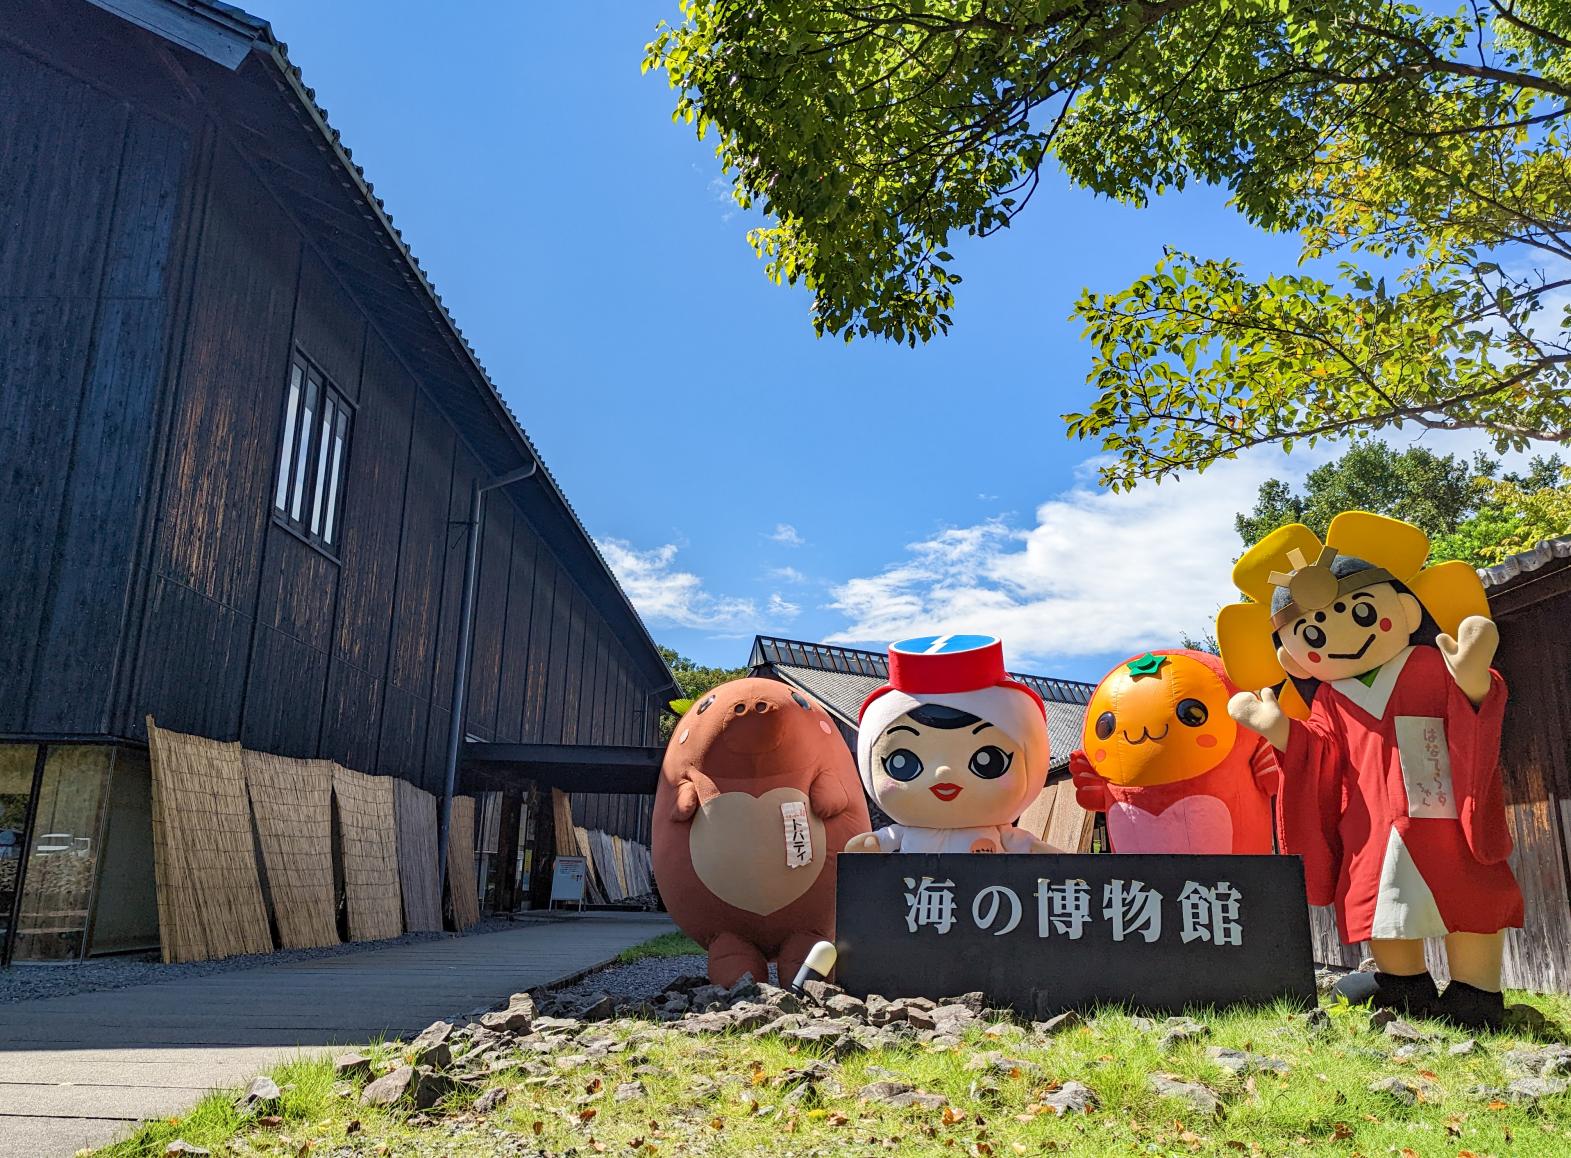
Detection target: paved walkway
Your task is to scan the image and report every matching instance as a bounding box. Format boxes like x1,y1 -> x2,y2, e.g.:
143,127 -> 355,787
0,912 -> 674,1156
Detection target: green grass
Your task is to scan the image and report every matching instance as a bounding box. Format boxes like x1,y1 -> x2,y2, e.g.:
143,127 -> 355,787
93,991 -> 1571,1157
615,931 -> 703,963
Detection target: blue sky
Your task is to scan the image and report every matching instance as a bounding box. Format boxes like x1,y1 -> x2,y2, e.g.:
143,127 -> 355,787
258,1 -> 1517,684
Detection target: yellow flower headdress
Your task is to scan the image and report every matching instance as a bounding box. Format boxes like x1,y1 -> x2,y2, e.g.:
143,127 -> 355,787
1215,511 -> 1492,719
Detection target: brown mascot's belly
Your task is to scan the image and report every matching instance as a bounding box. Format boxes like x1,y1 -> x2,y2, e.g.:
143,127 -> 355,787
688,787 -> 826,915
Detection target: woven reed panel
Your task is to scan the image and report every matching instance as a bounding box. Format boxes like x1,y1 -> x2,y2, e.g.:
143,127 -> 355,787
446,794 -> 481,930
243,751 -> 338,950
145,718 -> 273,963
394,778 -> 441,933
331,764 -> 403,942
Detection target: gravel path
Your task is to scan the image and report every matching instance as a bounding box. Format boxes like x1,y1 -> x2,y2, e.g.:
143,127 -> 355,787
0,916 -> 524,1006
541,953 -> 778,1009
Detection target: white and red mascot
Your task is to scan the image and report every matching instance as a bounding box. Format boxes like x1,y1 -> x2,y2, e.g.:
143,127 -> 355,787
845,634 -> 1062,854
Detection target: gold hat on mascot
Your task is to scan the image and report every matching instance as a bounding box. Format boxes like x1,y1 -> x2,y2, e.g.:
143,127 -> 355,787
1215,510 -> 1493,720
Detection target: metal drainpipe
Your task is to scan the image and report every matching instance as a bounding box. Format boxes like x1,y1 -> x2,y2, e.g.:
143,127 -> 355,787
437,460 -> 537,920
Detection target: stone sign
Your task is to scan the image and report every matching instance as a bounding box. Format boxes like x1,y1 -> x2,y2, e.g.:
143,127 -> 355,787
835,853 -> 1316,1017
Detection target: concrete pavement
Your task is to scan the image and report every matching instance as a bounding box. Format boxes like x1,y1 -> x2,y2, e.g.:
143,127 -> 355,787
0,912 -> 674,1155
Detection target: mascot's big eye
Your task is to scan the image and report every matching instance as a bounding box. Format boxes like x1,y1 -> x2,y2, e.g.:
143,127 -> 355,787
1351,600 -> 1378,628
968,745 -> 1013,780
1175,698 -> 1209,727
881,749 -> 923,782
695,694 -> 716,715
791,691 -> 812,710
1301,623 -> 1327,649
1094,711 -> 1115,741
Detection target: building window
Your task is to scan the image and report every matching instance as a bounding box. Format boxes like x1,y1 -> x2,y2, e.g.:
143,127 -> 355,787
273,353 -> 351,550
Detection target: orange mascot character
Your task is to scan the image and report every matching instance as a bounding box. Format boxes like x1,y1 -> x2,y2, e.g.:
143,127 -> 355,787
1220,512 -> 1522,1030
653,678 -> 870,988
1070,649 -> 1280,854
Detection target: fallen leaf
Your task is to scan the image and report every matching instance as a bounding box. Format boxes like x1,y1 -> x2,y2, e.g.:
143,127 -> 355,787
258,1116 -> 283,1130
941,1106 -> 967,1126
710,1118 -> 724,1131
532,1121 -> 544,1136
345,1120 -> 361,1136
829,1113 -> 849,1127
579,1107 -> 598,1123
1486,1100 -> 1508,1111
1400,1149 -> 1420,1158
1331,1122 -> 1354,1142
1419,1070 -> 1439,1081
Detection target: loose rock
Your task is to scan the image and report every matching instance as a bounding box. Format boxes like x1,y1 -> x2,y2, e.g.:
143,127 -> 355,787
361,1065 -> 415,1107
1039,1080 -> 1100,1115
333,1053 -> 373,1079
1149,1072 -> 1225,1117
164,1142 -> 210,1157
235,1075 -> 281,1114
1368,1075 -> 1428,1106
1206,1047 -> 1288,1076
1032,1011 -> 1084,1036
473,1087 -> 508,1113
615,1080 -> 646,1103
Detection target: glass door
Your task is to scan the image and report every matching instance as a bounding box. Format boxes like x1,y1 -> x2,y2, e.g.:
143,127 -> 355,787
1,745 -> 41,966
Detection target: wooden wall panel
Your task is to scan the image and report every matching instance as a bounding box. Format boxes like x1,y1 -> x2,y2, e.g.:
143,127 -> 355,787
30,112 -> 190,734
463,498 -> 512,741
0,43 -> 132,729
240,625 -> 327,758
429,448 -> 480,736
520,553 -> 559,743
386,391 -> 454,701
319,658 -> 382,775
292,252 -> 365,402
496,528 -> 538,742
131,577 -> 250,741
560,588 -> 587,745
153,141 -> 297,612
255,531 -> 338,650
541,572 -> 574,745
333,334 -> 413,677
377,683 -> 427,780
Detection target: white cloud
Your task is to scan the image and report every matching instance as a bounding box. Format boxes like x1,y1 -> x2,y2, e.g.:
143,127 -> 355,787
766,523 -> 806,547
767,592 -> 801,619
824,452 -> 1329,665
769,565 -> 808,584
596,538 -> 757,630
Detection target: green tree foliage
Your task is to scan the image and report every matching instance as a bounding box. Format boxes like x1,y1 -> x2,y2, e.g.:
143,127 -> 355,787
1233,441 -> 1569,566
657,645 -> 750,740
647,2 -> 1571,487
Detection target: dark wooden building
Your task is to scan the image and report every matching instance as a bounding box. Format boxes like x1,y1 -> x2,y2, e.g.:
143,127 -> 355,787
0,0 -> 674,961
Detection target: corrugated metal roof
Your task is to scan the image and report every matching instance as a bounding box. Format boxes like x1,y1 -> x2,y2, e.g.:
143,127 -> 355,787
91,0 -> 675,694
761,653 -> 1091,774
1478,536 -> 1571,590
749,635 -> 1096,706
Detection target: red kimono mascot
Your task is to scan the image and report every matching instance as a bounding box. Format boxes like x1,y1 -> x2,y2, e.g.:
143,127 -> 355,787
1219,512 -> 1523,1029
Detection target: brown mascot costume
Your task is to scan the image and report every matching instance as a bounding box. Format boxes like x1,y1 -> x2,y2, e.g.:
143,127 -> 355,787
653,678 -> 870,987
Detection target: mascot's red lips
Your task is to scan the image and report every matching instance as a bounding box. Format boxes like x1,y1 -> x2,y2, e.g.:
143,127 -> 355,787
929,782 -> 963,801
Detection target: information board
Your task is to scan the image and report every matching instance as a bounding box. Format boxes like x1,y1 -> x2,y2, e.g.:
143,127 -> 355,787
835,853 -> 1316,1017
550,855 -> 588,907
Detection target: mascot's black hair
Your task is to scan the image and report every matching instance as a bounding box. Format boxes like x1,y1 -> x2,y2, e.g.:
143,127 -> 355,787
1269,554 -> 1441,706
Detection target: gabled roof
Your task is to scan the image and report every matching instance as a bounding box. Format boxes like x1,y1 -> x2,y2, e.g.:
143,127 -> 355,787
748,636 -> 1093,771
84,0 -> 675,694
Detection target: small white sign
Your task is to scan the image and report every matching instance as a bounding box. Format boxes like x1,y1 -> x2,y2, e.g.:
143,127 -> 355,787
782,800 -> 813,868
550,855 -> 588,904
1395,715 -> 1458,819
